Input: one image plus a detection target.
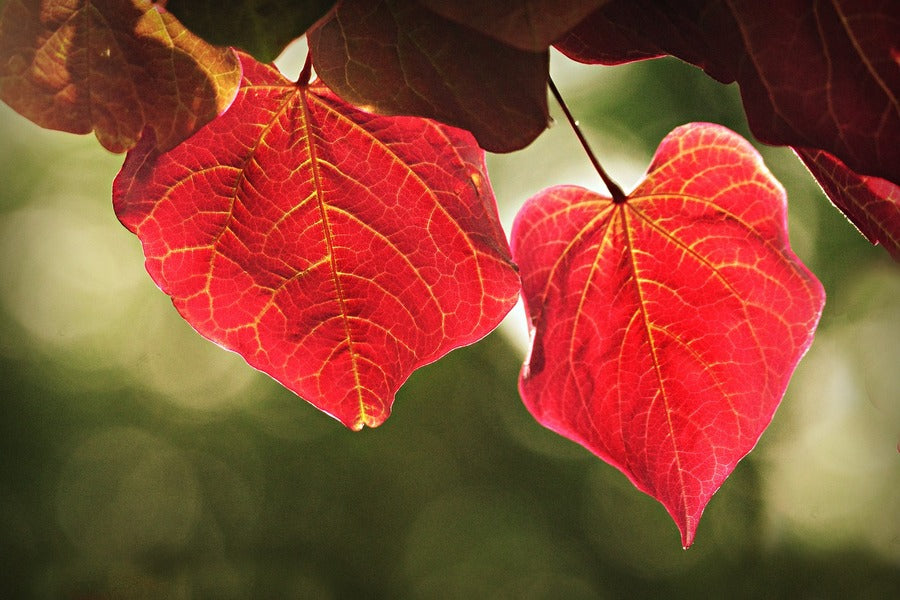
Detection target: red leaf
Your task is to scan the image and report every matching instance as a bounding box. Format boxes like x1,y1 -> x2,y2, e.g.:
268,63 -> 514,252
0,0 -> 241,152
307,0 -> 549,153
555,0 -> 900,185
113,51 -> 520,430
511,123 -> 825,546
796,148 -> 900,260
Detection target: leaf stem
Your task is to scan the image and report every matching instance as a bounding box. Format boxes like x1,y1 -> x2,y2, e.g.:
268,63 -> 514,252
549,77 -> 626,203
298,52 -> 313,87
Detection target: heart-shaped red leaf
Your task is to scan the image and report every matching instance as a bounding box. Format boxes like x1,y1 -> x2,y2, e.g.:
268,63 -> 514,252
511,123 -> 825,546
113,51 -> 520,430
0,0 -> 241,152
796,148 -> 900,260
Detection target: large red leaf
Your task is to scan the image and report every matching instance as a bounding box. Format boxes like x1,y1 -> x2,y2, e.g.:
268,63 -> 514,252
554,0 -> 899,256
796,148 -> 900,260
511,123 -> 825,547
0,0 -> 241,152
308,0 -> 549,153
113,51 -> 520,430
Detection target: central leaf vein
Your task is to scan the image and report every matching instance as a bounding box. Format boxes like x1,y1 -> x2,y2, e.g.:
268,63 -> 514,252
299,87 -> 367,426
621,203 -> 690,529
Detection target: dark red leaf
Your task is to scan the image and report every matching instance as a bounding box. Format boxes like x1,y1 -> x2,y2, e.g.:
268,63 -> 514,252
553,0 -> 713,71
796,148 -> 900,260
0,0 -> 241,152
555,0 -> 900,185
416,0 -> 606,51
511,123 -> 825,546
308,0 -> 549,153
113,51 -> 520,430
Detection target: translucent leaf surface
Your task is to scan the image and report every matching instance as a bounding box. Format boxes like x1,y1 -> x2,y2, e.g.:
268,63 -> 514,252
113,51 -> 520,429
512,123 -> 825,546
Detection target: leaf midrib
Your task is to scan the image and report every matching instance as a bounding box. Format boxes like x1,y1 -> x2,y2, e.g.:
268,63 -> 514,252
299,85 -> 368,427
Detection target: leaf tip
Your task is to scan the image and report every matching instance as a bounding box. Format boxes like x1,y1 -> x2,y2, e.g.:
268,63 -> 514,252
680,526 -> 696,550
340,403 -> 391,431
338,413 -> 376,432
665,498 -> 702,549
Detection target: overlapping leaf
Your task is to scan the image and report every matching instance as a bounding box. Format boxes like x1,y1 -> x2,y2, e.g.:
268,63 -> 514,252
113,51 -> 520,430
416,0 -> 606,51
308,0 -> 549,152
511,123 -> 825,546
555,0 -> 900,256
554,1 -> 727,76
796,148 -> 900,260
0,0 -> 241,152
164,0 -> 336,63
556,0 -> 899,181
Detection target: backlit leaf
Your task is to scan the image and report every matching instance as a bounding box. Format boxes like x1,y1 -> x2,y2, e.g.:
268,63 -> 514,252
796,148 -> 900,260
164,0 -> 336,63
113,51 -> 520,430
511,123 -> 825,546
555,0 -> 900,246
0,0 -> 241,152
416,0 -> 606,51
308,0 -> 549,153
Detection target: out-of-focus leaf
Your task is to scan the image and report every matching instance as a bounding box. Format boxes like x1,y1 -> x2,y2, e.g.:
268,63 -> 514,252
164,0 -> 336,63
0,0 -> 241,152
511,123 -> 825,546
113,51 -> 521,430
308,0 -> 549,153
416,0 -> 606,51
796,148 -> 900,260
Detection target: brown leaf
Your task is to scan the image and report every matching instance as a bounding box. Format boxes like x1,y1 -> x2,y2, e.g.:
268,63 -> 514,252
417,0 -> 606,51
308,0 -> 549,153
0,0 -> 241,152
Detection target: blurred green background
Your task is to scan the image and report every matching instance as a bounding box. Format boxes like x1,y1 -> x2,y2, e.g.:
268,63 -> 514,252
1,46 -> 898,599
